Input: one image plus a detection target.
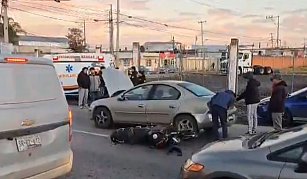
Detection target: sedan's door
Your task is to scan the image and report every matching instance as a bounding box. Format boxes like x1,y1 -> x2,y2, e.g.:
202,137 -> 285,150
146,84 -> 181,124
289,92 -> 307,121
113,85 -> 153,124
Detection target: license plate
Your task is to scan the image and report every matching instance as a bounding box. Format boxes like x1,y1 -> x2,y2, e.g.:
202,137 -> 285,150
16,135 -> 42,152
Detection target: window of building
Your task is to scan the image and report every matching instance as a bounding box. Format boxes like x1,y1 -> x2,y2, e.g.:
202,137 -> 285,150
123,59 -> 130,67
146,59 -> 152,67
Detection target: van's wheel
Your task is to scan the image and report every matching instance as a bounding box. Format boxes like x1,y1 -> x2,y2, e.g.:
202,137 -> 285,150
93,107 -> 113,129
283,110 -> 293,128
174,115 -> 198,133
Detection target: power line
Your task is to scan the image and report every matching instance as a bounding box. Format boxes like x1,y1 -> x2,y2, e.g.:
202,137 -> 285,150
11,1 -> 109,22
119,12 -> 267,40
9,7 -> 82,23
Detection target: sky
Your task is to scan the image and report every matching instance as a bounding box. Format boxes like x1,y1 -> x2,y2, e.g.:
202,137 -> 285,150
9,0 -> 307,48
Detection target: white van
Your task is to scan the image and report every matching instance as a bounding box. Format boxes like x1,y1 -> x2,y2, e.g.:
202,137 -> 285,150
0,56 -> 73,178
43,53 -> 115,95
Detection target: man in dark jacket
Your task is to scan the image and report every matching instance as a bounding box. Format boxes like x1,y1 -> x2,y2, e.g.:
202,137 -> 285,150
138,70 -> 146,85
77,67 -> 90,109
209,90 -> 236,140
129,66 -> 139,86
269,73 -> 288,131
237,72 -> 261,135
98,66 -> 107,98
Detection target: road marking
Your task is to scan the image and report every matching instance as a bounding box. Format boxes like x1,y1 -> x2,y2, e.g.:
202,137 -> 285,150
73,130 -> 110,138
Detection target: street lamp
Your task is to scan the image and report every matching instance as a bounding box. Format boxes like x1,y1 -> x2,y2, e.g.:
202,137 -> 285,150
266,15 -> 280,48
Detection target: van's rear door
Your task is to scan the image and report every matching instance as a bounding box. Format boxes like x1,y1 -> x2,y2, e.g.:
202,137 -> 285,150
0,62 -> 72,178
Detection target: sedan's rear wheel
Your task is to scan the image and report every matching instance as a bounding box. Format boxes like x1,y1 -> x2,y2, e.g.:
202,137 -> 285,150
94,107 -> 113,129
174,115 -> 198,133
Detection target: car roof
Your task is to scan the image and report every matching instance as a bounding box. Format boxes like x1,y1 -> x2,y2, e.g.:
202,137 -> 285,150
0,55 -> 53,66
290,87 -> 307,97
144,80 -> 188,85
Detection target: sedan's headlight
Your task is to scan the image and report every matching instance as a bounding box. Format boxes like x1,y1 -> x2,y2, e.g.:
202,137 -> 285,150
184,159 -> 205,172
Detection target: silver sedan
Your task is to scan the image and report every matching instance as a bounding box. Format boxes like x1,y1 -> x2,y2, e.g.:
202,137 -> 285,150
90,80 -> 236,132
180,125 -> 307,179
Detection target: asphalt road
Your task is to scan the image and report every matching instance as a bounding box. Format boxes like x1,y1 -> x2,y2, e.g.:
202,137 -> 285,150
63,105 -> 272,179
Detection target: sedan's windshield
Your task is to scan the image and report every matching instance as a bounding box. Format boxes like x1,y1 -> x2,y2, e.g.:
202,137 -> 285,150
178,83 -> 215,97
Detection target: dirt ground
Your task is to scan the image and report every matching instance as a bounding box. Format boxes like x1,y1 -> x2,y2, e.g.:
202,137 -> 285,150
148,73 -> 307,123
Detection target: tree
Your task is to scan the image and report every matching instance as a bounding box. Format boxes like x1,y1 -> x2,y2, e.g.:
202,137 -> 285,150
66,28 -> 86,53
0,18 -> 26,45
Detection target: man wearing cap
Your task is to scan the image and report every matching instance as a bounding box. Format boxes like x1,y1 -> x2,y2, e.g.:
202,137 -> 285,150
269,73 -> 288,131
237,72 -> 261,135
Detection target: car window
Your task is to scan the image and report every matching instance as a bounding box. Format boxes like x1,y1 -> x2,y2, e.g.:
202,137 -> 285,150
268,142 -> 307,163
124,85 -> 153,101
277,147 -> 304,162
150,85 -> 180,100
178,82 -> 214,97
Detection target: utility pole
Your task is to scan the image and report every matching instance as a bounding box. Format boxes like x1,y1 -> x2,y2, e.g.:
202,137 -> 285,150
266,15 -> 280,48
115,0 -> 120,67
109,4 -> 114,54
270,33 -> 274,48
83,20 -> 86,47
198,20 -> 206,84
277,15 -> 280,48
172,36 -> 175,52
2,0 -> 9,43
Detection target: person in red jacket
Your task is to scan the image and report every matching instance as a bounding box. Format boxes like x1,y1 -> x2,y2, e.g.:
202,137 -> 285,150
269,73 -> 288,131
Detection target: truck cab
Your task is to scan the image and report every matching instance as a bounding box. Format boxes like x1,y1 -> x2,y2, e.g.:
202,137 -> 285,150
220,50 -> 253,75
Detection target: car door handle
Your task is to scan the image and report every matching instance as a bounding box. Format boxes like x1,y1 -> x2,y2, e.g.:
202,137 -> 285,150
169,105 -> 176,109
138,104 -> 145,108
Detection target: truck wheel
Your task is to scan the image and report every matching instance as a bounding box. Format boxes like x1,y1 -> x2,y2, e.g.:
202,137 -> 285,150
264,67 -> 272,74
259,67 -> 265,75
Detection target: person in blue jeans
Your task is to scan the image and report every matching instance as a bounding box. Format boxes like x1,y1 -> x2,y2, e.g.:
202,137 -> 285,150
209,90 -> 236,140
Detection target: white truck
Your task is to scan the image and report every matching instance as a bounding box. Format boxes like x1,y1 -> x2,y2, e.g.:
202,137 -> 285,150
43,53 -> 115,95
220,50 -> 273,75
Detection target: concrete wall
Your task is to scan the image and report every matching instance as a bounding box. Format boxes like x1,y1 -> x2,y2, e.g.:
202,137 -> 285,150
253,56 -> 307,69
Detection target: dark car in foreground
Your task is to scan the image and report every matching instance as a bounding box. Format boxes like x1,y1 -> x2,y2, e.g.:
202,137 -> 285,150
180,125 -> 307,179
257,87 -> 307,126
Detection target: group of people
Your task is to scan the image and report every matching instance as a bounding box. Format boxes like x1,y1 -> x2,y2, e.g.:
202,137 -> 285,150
77,66 -> 107,109
129,66 -> 146,86
209,72 -> 287,140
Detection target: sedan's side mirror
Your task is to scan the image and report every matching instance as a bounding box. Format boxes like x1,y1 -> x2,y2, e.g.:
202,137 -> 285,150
117,95 -> 125,101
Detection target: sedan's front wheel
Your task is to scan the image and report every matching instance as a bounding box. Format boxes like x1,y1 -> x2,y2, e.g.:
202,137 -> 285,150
93,107 -> 113,129
174,115 -> 198,133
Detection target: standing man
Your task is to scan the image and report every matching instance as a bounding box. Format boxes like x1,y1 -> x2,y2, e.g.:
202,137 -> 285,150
138,70 -> 146,85
129,66 -> 139,86
269,73 -> 288,131
208,90 -> 236,140
89,67 -> 101,103
77,67 -> 90,109
98,66 -> 107,98
237,72 -> 261,135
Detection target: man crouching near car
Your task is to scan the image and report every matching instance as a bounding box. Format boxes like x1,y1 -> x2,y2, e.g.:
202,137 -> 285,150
208,90 -> 236,140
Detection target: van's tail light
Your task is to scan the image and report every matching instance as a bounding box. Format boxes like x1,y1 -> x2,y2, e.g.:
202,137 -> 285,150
68,108 -> 73,142
53,57 -> 59,61
98,56 -> 105,62
5,58 -> 28,63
